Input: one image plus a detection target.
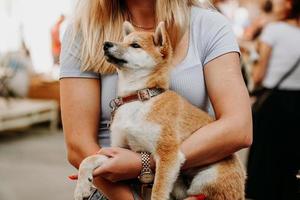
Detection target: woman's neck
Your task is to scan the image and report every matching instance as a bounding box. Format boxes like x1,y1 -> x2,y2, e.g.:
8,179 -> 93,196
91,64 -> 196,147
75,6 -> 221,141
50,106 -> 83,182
125,0 -> 156,30
285,18 -> 300,28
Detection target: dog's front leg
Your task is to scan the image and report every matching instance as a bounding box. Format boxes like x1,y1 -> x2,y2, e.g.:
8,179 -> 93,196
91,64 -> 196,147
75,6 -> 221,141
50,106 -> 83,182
151,148 -> 185,200
74,155 -> 108,200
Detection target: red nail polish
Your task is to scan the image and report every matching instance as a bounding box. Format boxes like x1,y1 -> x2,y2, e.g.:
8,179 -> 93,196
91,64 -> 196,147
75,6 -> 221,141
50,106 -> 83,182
68,175 -> 78,180
192,194 -> 206,200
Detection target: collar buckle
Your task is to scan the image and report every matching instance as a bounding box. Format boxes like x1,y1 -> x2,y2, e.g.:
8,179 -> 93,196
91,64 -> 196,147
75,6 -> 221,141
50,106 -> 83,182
109,98 -> 123,111
137,88 -> 151,101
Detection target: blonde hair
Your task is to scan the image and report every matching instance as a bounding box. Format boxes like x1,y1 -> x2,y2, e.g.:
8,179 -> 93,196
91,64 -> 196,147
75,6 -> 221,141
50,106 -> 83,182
73,0 -> 207,74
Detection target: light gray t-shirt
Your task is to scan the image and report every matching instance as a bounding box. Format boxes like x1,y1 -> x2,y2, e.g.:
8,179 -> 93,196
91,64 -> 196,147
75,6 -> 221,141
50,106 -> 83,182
260,22 -> 300,90
60,6 -> 240,147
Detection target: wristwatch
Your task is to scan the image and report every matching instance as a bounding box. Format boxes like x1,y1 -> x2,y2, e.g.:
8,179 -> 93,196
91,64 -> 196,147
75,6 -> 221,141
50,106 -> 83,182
138,152 -> 154,184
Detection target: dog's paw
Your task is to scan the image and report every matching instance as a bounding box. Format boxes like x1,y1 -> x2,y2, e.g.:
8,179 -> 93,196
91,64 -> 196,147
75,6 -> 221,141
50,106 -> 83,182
74,180 -> 93,200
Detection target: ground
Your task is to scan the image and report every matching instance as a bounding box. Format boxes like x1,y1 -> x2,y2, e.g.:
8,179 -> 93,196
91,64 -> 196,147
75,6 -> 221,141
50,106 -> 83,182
0,126 -> 76,200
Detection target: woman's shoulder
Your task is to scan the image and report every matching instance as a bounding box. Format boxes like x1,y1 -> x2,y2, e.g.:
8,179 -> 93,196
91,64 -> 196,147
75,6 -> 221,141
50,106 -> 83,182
264,21 -> 300,31
264,22 -> 285,30
61,23 -> 83,52
189,6 -> 240,66
262,21 -> 300,39
60,23 -> 100,79
191,6 -> 230,29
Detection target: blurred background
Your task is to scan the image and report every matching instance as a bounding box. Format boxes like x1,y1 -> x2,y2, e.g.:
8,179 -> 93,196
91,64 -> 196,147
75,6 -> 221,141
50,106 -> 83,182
0,0 -> 76,199
0,0 -> 299,199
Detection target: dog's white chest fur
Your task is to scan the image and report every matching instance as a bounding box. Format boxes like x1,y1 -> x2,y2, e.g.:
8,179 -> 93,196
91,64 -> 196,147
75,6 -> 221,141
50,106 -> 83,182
110,100 -> 161,153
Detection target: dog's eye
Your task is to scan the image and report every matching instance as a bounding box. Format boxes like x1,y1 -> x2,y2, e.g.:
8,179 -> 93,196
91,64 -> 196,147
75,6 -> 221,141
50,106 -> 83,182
130,43 -> 141,48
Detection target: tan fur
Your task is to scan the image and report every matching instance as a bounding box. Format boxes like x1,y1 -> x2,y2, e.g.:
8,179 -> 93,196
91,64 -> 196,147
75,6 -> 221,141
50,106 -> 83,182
134,22 -> 245,199
196,155 -> 245,200
147,91 -> 245,200
75,22 -> 245,200
147,91 -> 212,143
117,23 -> 173,90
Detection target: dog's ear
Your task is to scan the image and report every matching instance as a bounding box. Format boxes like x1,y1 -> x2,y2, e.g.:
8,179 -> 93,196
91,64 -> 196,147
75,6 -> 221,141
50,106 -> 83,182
154,21 -> 171,59
154,21 -> 167,47
123,21 -> 135,37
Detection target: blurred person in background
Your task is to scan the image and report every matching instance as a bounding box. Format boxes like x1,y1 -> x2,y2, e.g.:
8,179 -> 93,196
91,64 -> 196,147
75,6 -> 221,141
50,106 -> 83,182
51,14 -> 65,65
60,0 -> 252,199
246,0 -> 300,199
0,39 -> 33,97
243,0 -> 276,41
212,0 -> 238,19
212,0 -> 251,38
239,0 -> 276,91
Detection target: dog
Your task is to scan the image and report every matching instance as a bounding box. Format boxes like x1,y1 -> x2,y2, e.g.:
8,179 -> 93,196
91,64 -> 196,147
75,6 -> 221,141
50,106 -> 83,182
74,21 -> 245,200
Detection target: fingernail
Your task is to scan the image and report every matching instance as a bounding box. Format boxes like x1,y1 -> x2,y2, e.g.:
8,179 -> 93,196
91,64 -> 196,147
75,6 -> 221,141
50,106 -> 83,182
68,175 -> 78,180
192,194 -> 206,200
94,150 -> 101,155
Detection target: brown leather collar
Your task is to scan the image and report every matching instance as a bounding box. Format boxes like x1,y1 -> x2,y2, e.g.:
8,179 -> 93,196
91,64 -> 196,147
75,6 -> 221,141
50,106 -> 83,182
109,87 -> 165,113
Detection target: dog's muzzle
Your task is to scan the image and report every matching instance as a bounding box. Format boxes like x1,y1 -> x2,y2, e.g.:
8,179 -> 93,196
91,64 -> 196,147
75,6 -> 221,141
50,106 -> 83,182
103,42 -> 127,65
103,42 -> 114,52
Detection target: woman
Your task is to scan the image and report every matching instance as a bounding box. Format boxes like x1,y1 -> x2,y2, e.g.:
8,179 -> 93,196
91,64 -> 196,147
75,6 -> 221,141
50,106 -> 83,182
247,0 -> 300,199
60,0 -> 252,199
243,0 -> 275,41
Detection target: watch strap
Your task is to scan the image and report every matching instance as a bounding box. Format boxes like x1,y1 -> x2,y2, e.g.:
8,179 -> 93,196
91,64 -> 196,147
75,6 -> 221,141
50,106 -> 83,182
139,151 -> 154,184
140,152 -> 152,173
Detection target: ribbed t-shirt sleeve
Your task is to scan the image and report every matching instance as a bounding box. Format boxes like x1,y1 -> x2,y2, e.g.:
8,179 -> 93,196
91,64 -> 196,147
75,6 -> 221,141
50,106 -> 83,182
198,11 -> 240,66
59,25 -> 99,79
260,24 -> 277,47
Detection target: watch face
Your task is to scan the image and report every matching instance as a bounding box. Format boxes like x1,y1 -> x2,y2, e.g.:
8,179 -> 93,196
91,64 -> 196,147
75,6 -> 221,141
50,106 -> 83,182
140,172 -> 154,184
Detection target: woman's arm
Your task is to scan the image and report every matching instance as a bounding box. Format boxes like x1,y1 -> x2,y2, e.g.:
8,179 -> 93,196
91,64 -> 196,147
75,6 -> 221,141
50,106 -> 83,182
252,42 -> 272,85
181,52 -> 253,169
60,78 -> 101,165
60,78 -> 135,200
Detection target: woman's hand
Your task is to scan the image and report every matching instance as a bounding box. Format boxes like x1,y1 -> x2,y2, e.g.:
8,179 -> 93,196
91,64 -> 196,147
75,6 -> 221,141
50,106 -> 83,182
252,66 -> 265,86
94,147 -> 143,182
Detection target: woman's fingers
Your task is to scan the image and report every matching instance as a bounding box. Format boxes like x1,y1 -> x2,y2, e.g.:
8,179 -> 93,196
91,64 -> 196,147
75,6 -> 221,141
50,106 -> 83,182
68,174 -> 78,180
68,153 -> 110,181
68,165 -> 107,181
97,147 -> 118,157
93,165 -> 108,176
68,148 -> 137,181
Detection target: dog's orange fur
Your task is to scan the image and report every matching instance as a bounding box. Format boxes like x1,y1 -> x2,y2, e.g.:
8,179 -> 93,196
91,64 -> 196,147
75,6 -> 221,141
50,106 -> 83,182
112,22 -> 245,199
126,22 -> 245,199
147,90 -> 245,199
118,24 -> 173,90
147,91 -> 213,199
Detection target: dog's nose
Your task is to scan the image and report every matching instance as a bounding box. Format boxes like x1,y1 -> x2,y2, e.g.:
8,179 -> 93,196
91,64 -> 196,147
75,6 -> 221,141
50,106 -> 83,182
103,42 -> 114,51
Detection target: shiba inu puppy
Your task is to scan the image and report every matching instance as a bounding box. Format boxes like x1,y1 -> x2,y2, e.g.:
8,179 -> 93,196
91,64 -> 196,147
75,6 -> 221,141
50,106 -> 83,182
74,21 -> 245,200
